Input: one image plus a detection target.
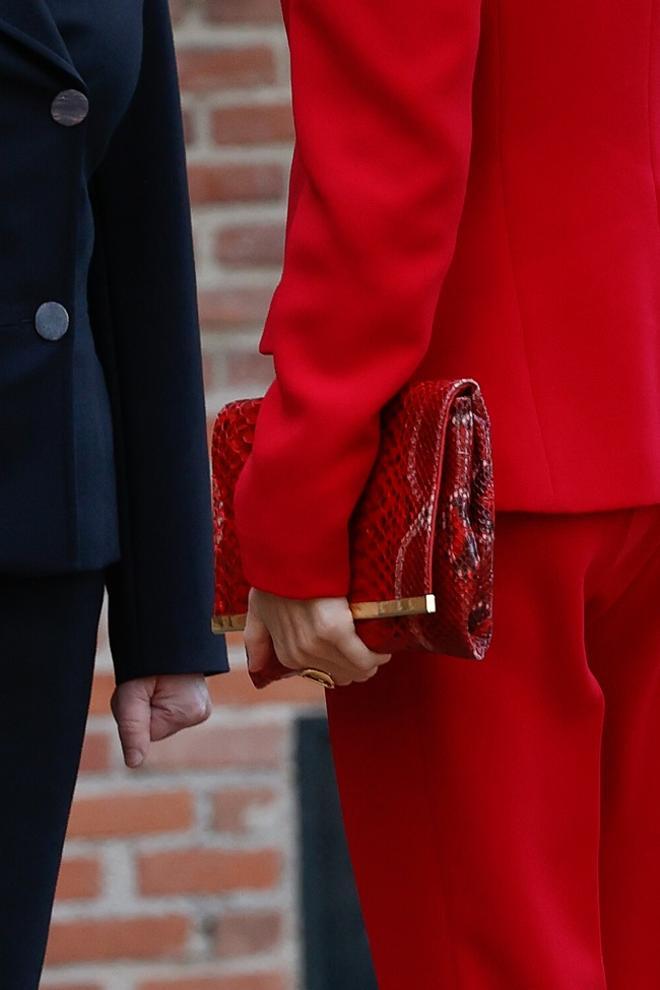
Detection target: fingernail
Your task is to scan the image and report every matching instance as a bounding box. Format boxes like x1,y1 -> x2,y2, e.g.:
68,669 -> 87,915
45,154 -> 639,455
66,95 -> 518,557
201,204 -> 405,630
126,749 -> 143,768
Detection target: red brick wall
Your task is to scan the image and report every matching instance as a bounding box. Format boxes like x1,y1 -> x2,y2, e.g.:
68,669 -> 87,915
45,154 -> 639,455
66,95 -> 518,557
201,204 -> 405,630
42,4 -> 326,988
178,0 -> 290,412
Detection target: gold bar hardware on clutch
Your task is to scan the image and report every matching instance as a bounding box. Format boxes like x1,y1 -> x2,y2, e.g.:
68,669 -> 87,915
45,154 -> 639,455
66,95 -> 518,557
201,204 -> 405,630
212,612 -> 248,633
211,594 -> 436,635
349,594 -> 436,620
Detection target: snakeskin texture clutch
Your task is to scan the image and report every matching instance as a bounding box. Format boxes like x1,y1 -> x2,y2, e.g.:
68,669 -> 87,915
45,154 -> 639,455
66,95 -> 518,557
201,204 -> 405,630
211,378 -> 495,687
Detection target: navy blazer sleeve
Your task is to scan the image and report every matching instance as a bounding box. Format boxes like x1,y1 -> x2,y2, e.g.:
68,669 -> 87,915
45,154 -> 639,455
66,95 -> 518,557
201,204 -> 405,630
88,0 -> 228,684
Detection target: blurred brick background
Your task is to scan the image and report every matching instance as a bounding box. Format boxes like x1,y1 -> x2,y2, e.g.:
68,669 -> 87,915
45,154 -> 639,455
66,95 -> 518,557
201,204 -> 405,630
41,3 -> 330,988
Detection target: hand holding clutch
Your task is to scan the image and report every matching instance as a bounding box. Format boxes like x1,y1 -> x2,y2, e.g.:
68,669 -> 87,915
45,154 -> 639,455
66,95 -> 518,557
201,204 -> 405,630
242,588 -> 392,689
211,378 -> 496,688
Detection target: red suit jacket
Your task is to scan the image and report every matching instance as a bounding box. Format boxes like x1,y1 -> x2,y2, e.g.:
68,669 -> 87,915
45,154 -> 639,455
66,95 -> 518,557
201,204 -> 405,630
233,0 -> 660,599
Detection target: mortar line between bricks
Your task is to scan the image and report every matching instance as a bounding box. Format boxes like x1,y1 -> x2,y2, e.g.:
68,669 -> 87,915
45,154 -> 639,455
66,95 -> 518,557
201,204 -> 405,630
192,202 -> 287,222
183,87 -> 292,107
175,27 -> 288,46
78,761 -> 291,796
195,268 -> 283,287
86,705 -> 316,729
44,961 -> 296,986
61,833 -> 293,855
209,262 -> 284,280
202,333 -> 266,354
186,146 -> 293,164
75,761 -> 292,782
51,891 -> 291,922
74,767 -> 309,787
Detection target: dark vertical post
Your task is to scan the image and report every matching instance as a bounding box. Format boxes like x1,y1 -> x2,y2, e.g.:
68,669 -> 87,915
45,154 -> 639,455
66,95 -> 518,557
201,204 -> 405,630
297,716 -> 378,990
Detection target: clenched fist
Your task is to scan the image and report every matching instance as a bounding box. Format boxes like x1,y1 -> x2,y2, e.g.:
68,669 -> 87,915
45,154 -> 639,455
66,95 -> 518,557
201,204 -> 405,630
110,673 -> 212,768
244,588 -> 391,687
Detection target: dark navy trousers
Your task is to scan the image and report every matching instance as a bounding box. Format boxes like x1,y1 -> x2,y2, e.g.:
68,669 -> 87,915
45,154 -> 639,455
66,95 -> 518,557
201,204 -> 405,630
0,568 -> 106,989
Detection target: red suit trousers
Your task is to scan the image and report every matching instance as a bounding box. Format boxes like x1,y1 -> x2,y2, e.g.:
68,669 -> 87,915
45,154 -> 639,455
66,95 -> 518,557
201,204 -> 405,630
326,506 -> 660,989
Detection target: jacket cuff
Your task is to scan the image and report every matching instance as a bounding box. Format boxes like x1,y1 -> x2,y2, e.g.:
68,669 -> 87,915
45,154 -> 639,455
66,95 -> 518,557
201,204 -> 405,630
112,639 -> 229,686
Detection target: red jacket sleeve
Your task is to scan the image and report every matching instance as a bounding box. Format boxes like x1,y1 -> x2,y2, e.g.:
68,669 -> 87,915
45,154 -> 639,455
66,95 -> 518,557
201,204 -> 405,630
233,0 -> 482,599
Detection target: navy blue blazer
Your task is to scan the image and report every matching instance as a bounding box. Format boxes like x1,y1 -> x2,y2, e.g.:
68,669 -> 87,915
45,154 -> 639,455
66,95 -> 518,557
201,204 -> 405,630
0,0 -> 228,683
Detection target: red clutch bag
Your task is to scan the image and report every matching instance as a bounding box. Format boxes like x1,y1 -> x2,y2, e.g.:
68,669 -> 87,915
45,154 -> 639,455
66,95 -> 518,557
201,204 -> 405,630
211,378 -> 495,688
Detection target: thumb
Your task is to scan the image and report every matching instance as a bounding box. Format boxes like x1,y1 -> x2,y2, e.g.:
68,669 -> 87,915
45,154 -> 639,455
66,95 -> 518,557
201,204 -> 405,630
244,590 -> 275,673
110,677 -> 155,768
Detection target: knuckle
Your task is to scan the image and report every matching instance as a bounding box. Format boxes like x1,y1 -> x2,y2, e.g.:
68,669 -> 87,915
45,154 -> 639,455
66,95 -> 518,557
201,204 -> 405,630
277,648 -> 304,671
312,618 -> 336,643
162,702 -> 195,726
354,654 -> 376,673
190,698 -> 211,723
271,634 -> 292,658
243,628 -> 260,650
298,630 -> 328,657
312,604 -> 349,641
117,716 -> 144,734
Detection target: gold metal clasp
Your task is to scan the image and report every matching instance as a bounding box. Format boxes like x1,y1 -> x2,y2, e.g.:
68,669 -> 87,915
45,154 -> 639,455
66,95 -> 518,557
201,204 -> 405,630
212,613 -> 248,633
349,594 -> 436,620
211,594 -> 435,634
